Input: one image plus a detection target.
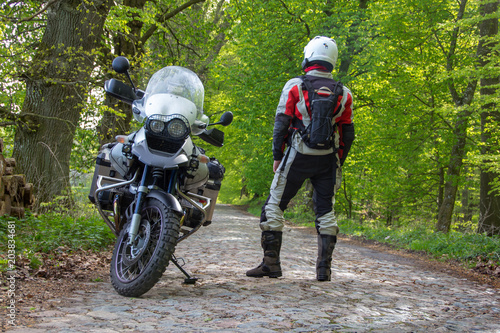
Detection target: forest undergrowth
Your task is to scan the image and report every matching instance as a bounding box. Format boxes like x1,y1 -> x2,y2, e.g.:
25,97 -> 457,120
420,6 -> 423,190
243,195 -> 500,280
1,186 -> 499,281
0,186 -> 115,278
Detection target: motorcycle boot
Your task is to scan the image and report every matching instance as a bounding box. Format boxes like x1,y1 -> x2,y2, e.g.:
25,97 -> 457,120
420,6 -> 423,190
316,234 -> 337,281
246,230 -> 282,278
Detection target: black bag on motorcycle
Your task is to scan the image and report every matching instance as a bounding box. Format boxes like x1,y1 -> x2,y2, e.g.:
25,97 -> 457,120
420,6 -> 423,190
202,158 -> 225,224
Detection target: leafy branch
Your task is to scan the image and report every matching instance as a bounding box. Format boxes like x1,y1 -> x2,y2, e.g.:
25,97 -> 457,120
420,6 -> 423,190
1,0 -> 58,23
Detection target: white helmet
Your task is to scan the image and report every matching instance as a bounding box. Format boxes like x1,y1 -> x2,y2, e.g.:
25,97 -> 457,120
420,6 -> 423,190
301,36 -> 338,71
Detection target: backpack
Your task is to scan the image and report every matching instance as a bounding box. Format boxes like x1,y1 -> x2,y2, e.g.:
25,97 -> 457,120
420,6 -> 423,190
299,75 -> 343,150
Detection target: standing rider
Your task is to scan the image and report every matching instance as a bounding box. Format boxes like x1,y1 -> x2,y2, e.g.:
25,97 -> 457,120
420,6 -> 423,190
246,36 -> 355,281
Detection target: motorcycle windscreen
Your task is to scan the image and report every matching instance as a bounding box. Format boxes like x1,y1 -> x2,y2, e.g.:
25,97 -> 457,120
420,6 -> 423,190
144,66 -> 204,118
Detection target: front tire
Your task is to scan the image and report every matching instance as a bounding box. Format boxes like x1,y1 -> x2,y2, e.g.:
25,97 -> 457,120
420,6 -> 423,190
110,197 -> 181,297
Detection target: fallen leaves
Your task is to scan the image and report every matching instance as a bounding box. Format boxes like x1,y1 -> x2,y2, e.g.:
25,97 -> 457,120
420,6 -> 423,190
1,248 -> 111,282
472,256 -> 500,277
0,249 -> 112,330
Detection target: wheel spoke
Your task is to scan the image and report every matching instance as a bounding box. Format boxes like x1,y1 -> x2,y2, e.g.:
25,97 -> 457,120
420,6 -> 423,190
122,264 -> 134,280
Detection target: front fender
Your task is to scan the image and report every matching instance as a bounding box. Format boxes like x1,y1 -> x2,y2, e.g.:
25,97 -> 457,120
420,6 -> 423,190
146,190 -> 183,215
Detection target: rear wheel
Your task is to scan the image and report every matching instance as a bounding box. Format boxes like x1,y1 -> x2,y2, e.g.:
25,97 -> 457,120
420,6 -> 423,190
110,197 -> 180,297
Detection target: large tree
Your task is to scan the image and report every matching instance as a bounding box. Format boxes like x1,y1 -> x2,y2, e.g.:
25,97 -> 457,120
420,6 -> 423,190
477,0 -> 500,236
12,0 -> 113,204
435,0 -> 479,233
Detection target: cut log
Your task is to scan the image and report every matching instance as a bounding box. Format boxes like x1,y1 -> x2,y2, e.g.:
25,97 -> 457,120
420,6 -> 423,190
0,138 -> 35,216
5,166 -> 14,176
10,206 -> 25,218
23,183 -> 35,207
5,158 -> 16,168
2,175 -> 24,198
1,195 -> 12,216
0,154 -> 6,177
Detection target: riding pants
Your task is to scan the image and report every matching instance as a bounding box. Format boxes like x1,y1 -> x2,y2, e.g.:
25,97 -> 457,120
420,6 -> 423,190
260,147 -> 341,236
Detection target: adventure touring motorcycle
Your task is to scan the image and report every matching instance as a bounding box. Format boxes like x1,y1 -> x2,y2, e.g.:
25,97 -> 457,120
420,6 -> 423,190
89,57 -> 233,297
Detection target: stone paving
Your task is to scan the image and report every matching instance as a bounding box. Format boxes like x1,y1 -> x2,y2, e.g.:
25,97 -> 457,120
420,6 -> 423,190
7,204 -> 500,332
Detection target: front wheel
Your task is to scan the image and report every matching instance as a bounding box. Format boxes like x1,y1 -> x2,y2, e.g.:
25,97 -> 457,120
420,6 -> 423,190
110,197 -> 181,297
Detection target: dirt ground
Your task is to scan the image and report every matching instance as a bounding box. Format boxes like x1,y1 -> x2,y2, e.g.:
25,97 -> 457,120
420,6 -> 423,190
1,205 -> 499,331
2,236 -> 498,330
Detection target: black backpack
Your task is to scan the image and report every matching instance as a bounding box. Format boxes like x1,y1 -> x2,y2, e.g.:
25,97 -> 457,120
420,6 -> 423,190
299,75 -> 343,150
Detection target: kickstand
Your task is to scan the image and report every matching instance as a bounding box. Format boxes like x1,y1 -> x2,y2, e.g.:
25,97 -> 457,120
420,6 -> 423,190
171,255 -> 198,284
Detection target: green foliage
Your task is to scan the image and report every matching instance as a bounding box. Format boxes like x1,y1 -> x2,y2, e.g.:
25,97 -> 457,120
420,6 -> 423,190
1,0 -> 499,235
283,187 -> 317,224
337,217 -> 500,265
0,200 -> 114,255
242,198 -> 500,266
331,0 -> 486,227
243,187 -> 317,225
0,2 -> 43,129
284,204 -> 317,226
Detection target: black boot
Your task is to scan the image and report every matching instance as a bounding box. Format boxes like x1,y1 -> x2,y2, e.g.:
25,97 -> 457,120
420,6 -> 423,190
246,231 -> 282,278
316,234 -> 337,281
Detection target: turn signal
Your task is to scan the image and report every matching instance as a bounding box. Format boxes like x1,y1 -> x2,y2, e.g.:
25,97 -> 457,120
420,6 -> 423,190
115,135 -> 129,144
197,154 -> 210,164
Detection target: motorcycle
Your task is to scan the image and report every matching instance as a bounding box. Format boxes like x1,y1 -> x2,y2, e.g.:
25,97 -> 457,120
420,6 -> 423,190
88,56 -> 233,297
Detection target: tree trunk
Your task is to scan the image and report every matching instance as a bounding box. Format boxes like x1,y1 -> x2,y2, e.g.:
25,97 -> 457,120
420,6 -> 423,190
437,165 -> 445,214
477,0 -> 500,236
98,0 -> 147,145
436,109 -> 472,232
460,177 -> 473,223
13,0 -> 112,204
479,166 -> 500,235
435,0 -> 477,233
343,178 -> 353,218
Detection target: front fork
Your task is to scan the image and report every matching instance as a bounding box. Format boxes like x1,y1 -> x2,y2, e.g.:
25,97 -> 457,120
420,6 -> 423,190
125,165 -> 196,284
128,165 -> 150,245
128,166 -> 181,244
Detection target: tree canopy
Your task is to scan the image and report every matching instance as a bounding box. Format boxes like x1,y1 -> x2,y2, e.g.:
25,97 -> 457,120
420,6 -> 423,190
0,0 -> 498,234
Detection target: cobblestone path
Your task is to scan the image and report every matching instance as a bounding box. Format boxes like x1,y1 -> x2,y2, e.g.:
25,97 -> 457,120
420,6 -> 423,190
8,204 -> 500,332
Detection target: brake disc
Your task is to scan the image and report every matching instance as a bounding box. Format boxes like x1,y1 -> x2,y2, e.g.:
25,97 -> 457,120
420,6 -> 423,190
122,220 -> 151,266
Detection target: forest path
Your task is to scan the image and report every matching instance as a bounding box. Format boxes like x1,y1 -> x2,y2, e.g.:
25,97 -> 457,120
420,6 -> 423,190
7,204 -> 500,332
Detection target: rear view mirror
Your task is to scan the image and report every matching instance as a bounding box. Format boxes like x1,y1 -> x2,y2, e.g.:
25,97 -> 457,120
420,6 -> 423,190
208,111 -> 233,127
112,57 -> 130,74
218,111 -> 233,126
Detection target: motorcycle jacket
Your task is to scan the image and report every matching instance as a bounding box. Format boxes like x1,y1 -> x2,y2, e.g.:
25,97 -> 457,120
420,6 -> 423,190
272,69 -> 354,165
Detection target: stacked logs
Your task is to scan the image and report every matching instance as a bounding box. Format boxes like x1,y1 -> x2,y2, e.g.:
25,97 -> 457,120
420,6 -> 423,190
0,139 -> 35,218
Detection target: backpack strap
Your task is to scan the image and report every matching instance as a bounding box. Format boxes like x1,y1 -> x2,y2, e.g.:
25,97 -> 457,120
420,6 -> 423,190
331,80 -> 343,116
299,75 -> 315,111
295,76 -> 310,128
297,75 -> 319,127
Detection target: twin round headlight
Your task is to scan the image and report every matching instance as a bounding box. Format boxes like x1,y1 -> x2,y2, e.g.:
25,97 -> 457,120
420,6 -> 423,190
147,114 -> 190,139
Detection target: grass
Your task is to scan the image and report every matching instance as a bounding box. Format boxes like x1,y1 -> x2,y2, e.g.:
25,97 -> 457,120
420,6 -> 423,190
0,211 -> 115,253
0,187 -> 115,273
337,218 -> 500,266
242,197 -> 500,268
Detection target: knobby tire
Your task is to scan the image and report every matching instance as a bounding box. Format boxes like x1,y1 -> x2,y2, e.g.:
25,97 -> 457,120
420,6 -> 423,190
110,197 -> 180,297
